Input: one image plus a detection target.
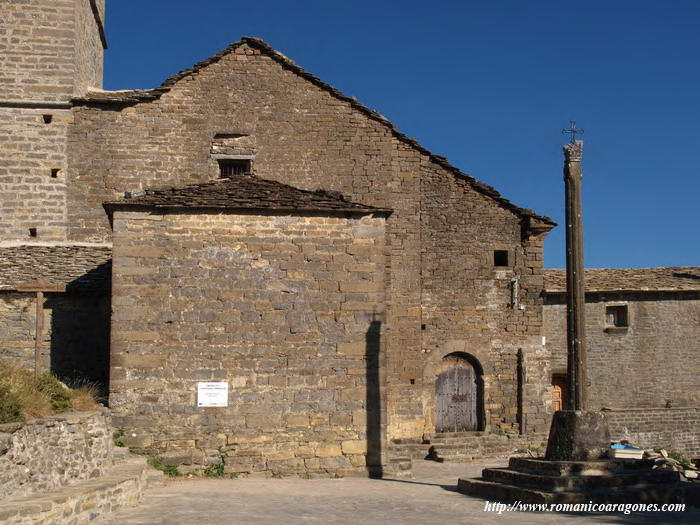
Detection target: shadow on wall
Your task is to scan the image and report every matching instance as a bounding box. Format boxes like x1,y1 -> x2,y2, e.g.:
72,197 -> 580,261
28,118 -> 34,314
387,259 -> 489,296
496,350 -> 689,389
45,264 -> 112,399
366,319 -> 383,478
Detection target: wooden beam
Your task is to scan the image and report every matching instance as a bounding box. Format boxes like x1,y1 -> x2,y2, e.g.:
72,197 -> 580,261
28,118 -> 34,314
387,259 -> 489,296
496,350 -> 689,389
16,279 -> 65,293
34,291 -> 43,377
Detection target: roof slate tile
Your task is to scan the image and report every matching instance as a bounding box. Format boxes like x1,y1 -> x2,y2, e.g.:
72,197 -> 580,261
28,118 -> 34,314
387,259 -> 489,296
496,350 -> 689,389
0,246 -> 111,292
104,174 -> 389,214
544,267 -> 700,293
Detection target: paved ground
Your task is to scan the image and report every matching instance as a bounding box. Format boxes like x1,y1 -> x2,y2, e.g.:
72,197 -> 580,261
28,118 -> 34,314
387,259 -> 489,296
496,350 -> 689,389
99,460 -> 699,525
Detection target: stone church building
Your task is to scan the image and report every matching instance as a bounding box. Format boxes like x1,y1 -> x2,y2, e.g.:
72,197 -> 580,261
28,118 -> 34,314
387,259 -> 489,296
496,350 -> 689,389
1,0 -> 697,476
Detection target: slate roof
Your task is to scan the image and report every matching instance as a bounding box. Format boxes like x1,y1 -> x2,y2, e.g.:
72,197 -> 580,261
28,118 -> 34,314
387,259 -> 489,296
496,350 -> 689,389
544,267 -> 700,293
74,37 -> 554,227
0,245 -> 112,293
104,174 -> 390,214
72,88 -> 166,105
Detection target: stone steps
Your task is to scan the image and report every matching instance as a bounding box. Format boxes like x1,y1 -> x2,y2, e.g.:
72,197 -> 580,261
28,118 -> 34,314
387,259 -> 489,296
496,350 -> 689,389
427,431 -> 485,440
387,442 -> 432,460
387,432 -> 537,469
458,477 -> 689,505
384,457 -> 414,478
482,467 -> 680,492
508,457 -> 650,477
0,456 -> 162,524
427,437 -> 514,462
457,455 -> 697,506
429,453 -> 475,463
508,457 -> 612,476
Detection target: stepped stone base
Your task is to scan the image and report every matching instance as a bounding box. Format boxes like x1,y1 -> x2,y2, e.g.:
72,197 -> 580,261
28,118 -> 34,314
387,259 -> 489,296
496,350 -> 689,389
545,410 -> 610,461
458,457 -> 695,506
0,456 -> 162,524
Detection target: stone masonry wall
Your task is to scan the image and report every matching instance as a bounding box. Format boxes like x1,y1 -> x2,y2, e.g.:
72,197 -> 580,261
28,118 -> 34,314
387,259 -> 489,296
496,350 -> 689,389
69,43 -> 548,440
0,0 -> 103,103
544,291 -> 700,409
0,293 -> 36,370
0,409 -> 114,501
0,0 -> 76,104
0,107 -> 71,240
0,292 -> 111,389
417,161 -> 551,436
110,210 -> 388,477
606,408 -> 700,458
74,0 -> 104,96
0,0 -> 104,241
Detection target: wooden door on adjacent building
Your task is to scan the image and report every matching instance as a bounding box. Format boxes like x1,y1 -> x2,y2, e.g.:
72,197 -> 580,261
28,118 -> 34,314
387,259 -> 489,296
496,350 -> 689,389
552,373 -> 568,412
436,357 -> 478,432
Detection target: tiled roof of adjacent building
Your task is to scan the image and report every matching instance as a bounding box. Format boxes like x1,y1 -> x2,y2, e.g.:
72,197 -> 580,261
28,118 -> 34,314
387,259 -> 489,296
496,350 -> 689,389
0,245 -> 112,293
74,37 -> 554,227
103,174 -> 390,214
544,267 -> 700,293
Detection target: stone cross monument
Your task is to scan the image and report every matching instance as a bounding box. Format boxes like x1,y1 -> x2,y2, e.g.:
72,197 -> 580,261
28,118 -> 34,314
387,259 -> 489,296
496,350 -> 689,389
563,138 -> 587,410
545,126 -> 610,461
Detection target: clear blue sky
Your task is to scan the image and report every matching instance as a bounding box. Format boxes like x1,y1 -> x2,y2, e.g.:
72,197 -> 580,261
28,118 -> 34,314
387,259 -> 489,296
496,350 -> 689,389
103,0 -> 699,269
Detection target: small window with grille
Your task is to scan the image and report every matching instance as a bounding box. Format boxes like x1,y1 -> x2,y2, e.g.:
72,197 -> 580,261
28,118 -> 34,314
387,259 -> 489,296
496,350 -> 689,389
218,159 -> 251,178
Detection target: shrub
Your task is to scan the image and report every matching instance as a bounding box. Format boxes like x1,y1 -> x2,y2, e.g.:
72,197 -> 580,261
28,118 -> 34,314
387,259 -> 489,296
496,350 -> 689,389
0,359 -> 101,421
204,460 -> 225,478
70,383 -> 100,412
36,375 -> 72,413
0,360 -> 52,419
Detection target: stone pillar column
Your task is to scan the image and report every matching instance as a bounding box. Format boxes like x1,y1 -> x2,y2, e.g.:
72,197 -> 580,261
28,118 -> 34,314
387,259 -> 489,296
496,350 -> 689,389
563,141 -> 587,410
545,140 -> 610,461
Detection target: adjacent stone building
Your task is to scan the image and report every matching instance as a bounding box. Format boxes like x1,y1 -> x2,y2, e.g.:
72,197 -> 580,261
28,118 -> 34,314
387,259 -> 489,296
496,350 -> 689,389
1,0 -> 697,475
543,267 -> 700,456
104,175 -> 390,475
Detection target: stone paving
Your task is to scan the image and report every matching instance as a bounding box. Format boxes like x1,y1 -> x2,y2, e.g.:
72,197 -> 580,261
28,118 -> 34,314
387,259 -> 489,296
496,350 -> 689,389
97,460 -> 700,525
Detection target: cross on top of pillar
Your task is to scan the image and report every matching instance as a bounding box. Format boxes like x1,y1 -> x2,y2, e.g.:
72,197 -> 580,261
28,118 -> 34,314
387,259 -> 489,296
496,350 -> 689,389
562,120 -> 584,144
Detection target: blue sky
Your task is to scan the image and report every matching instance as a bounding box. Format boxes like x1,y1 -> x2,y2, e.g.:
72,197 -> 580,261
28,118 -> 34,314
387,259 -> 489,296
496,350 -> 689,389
103,1 -> 699,269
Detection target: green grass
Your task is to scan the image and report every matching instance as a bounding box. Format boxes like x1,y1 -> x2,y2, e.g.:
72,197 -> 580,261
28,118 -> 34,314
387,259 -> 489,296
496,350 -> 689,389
203,460 -> 225,478
668,451 -> 692,469
113,428 -> 127,447
148,457 -> 181,477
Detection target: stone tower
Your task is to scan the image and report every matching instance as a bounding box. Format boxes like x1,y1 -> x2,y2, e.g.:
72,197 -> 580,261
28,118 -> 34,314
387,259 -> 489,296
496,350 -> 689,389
0,0 -> 107,241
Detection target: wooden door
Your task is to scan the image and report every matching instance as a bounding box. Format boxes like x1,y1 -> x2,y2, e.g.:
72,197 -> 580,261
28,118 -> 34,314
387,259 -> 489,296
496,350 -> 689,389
552,374 -> 568,412
552,384 -> 563,412
436,357 -> 477,432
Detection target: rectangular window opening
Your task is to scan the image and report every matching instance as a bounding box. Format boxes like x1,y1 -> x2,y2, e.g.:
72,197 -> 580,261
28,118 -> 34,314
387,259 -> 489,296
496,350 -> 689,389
51,168 -> 60,178
28,228 -> 37,238
42,114 -> 53,124
605,305 -> 628,328
494,250 -> 509,267
218,159 -> 251,178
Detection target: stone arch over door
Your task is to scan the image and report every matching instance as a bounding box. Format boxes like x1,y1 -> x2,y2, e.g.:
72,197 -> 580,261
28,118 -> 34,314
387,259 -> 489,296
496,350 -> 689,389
435,353 -> 484,432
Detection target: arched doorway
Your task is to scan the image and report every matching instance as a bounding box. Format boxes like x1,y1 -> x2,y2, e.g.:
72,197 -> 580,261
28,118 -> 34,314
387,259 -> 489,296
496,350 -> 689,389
435,353 -> 483,432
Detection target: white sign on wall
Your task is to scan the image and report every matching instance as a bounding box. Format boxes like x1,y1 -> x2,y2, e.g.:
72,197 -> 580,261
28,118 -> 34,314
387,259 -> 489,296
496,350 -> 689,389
197,382 -> 229,407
